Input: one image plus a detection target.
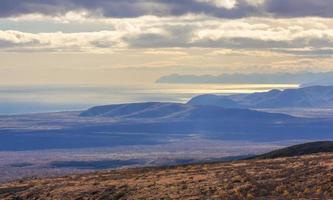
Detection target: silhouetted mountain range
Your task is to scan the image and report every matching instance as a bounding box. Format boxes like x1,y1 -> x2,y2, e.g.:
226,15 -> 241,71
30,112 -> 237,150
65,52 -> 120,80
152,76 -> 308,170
188,86 -> 333,108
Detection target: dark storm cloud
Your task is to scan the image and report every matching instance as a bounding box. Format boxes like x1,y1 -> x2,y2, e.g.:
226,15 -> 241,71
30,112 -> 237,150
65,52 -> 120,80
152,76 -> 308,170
0,0 -> 260,18
0,0 -> 332,18
264,0 -> 333,18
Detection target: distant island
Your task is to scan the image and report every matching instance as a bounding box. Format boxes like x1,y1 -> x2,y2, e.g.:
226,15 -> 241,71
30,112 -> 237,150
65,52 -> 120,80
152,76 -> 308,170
156,72 -> 333,86
188,85 -> 333,108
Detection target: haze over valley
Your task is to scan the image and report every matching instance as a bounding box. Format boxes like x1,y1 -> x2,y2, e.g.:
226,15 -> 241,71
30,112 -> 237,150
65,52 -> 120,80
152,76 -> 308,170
1,0 -> 333,198
1,86 -> 333,183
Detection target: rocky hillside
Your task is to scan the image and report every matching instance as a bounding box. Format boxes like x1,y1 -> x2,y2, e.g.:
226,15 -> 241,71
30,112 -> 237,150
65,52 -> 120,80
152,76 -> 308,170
0,153 -> 332,199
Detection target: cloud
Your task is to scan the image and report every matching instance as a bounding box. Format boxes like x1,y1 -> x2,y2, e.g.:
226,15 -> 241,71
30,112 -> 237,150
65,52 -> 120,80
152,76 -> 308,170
0,0 -> 255,19
0,16 -> 332,54
125,17 -> 333,51
196,0 -> 237,9
0,30 -> 127,52
265,0 -> 333,18
245,0 -> 265,7
209,49 -> 290,57
190,19 -> 333,43
143,50 -> 189,56
272,47 -> 333,58
0,16 -> 169,52
0,0 -> 333,19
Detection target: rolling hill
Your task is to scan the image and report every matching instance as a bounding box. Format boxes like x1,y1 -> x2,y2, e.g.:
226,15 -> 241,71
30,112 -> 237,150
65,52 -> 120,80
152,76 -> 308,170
79,102 -> 293,121
250,141 -> 333,159
2,102 -> 333,152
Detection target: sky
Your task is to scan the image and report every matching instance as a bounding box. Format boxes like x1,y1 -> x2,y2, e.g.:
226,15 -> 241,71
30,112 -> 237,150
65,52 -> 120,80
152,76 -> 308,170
0,0 -> 333,85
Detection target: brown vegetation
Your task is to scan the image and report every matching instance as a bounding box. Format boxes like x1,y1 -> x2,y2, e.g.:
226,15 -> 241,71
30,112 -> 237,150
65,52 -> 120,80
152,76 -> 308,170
0,153 -> 333,200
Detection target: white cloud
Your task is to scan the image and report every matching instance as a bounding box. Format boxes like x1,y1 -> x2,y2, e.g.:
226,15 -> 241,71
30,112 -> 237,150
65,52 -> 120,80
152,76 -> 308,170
0,17 -> 169,52
143,50 -> 189,56
245,0 -> 265,7
0,30 -> 127,51
210,49 -> 290,57
196,0 -> 237,9
6,11 -> 96,24
190,17 -> 333,42
0,15 -> 333,54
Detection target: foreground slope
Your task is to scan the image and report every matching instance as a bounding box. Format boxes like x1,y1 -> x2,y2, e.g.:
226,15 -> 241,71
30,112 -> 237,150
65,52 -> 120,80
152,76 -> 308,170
1,153 -> 332,199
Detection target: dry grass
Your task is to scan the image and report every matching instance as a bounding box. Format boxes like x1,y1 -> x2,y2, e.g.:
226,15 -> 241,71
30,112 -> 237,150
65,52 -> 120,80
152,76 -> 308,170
0,153 -> 333,200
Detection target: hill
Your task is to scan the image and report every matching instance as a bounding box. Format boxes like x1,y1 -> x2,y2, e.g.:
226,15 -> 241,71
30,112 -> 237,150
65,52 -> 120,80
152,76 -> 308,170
250,141 -> 333,159
188,85 -> 333,108
2,102 -> 333,152
79,102 -> 293,121
186,94 -> 243,109
80,102 -> 191,118
3,102 -> 333,152
0,153 -> 332,199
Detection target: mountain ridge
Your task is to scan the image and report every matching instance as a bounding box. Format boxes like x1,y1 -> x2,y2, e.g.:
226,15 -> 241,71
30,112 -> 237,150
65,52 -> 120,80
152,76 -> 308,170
188,85 -> 333,108
79,102 -> 295,121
